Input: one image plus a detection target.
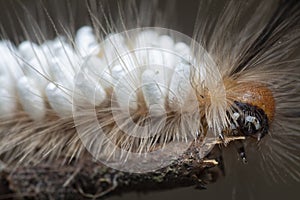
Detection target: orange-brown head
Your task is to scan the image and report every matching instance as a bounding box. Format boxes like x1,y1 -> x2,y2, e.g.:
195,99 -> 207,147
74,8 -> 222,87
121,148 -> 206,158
225,79 -> 275,140
225,80 -> 275,122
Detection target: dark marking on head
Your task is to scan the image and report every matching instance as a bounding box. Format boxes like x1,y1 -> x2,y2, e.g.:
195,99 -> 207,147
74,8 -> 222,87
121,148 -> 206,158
230,101 -> 269,140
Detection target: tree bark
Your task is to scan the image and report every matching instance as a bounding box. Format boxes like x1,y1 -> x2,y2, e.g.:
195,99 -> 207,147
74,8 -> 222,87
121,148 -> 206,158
0,142 -> 225,200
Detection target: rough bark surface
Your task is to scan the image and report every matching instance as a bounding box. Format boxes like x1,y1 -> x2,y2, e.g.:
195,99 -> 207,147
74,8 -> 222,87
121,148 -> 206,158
0,143 -> 224,200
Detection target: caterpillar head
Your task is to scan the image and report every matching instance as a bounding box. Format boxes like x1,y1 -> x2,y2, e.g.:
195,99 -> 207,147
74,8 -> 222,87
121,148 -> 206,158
231,101 -> 269,140
227,82 -> 275,141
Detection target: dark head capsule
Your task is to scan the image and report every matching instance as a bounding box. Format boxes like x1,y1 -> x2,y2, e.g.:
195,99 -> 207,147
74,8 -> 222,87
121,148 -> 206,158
230,101 -> 269,140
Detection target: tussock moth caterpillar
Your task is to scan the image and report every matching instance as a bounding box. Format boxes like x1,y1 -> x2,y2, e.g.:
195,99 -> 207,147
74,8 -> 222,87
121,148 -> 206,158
0,0 -> 299,199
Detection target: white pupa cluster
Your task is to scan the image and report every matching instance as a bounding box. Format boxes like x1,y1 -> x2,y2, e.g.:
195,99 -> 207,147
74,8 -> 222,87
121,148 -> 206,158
0,26 -> 200,122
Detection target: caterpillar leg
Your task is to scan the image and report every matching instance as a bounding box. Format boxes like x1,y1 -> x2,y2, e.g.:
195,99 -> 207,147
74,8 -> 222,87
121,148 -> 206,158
234,140 -> 247,164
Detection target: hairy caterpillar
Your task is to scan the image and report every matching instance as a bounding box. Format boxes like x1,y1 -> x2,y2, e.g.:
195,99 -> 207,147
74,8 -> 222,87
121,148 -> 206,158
0,0 -> 299,199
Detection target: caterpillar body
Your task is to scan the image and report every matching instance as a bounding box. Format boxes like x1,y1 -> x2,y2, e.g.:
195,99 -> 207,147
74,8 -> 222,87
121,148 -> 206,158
0,0 -> 299,199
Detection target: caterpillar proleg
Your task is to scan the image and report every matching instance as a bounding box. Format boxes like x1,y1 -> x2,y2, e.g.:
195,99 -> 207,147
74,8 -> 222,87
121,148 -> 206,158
0,0 -> 299,199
